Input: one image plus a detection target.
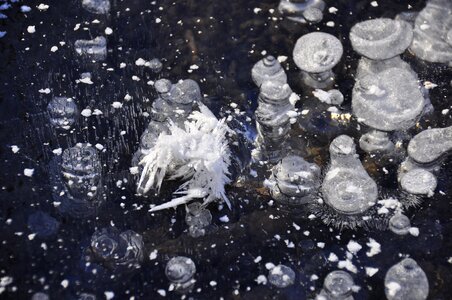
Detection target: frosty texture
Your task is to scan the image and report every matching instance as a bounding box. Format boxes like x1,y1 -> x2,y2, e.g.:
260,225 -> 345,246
278,0 -> 325,24
312,89 -> 344,105
407,126 -> 452,164
147,58 -> 163,73
322,135 -> 378,215
317,270 -> 354,300
27,211 -> 60,238
47,97 -> 78,130
50,144 -> 103,218
251,55 -> 287,87
350,18 -> 413,60
165,256 -> 196,290
185,202 -> 212,238
268,264 -> 295,288
81,0 -> 110,14
385,258 -> 429,300
293,32 -> 343,73
267,155 -> 321,205
255,81 -> 294,161
389,213 -> 411,235
359,130 -> 394,153
89,227 -> 144,272
352,68 -> 424,131
74,36 -> 107,61
400,168 -> 437,196
410,0 -> 452,64
355,56 -> 415,80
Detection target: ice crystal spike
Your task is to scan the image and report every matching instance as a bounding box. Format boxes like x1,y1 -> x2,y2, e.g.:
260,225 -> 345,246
350,18 -> 413,60
138,104 -> 232,211
385,258 -> 429,300
410,0 -> 452,65
88,227 -> 144,272
165,256 -> 196,292
400,168 -> 437,197
251,55 -> 287,88
321,135 -> 378,216
81,0 -> 110,14
317,270 -> 355,300
407,126 -> 452,165
359,130 -> 394,154
47,97 -> 78,130
389,213 -> 411,235
49,144 -> 104,218
352,68 -> 424,131
278,0 -> 326,24
267,155 -> 321,205
268,264 -> 295,288
293,32 -> 343,88
74,36 -> 107,61
254,81 -> 294,162
27,211 -> 60,238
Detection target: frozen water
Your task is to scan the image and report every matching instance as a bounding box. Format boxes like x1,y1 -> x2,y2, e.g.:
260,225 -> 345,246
355,56 -> 415,80
255,81 -> 294,162
79,294 -> 96,300
317,270 -> 354,300
400,168 -> 437,196
267,155 -> 321,205
293,32 -> 343,88
389,213 -> 411,235
87,227 -> 144,272
251,55 -> 287,87
407,126 -> 452,165
82,0 -> 110,14
410,0 -> 452,65
147,58 -> 163,73
267,264 -> 295,288
278,0 -> 325,24
359,130 -> 394,154
31,292 -> 50,300
165,256 -> 196,292
321,135 -> 378,215
352,68 -> 425,131
49,144 -> 104,218
185,202 -> 213,238
384,258 -> 429,300
27,211 -> 60,238
74,36 -> 107,61
47,97 -> 78,130
350,18 -> 413,60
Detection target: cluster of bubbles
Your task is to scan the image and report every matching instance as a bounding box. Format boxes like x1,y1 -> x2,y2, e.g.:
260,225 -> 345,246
20,0 -> 451,298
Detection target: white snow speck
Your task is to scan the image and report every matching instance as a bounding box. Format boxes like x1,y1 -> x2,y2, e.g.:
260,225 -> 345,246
21,6 -> 32,13
60,279 -> 69,288
52,148 -> 62,155
104,291 -> 115,299
386,282 -> 401,297
149,249 -> 158,260
370,1 -> 378,7
157,289 -> 166,296
155,18 -> 161,23
219,215 -> 229,223
347,240 -> 362,254
11,145 -> 20,153
366,238 -> 381,257
365,267 -> 379,277
124,94 -> 132,101
105,27 -> 113,35
409,227 -> 420,236
37,4 -> 49,11
38,88 -> 51,94
81,109 -> 92,117
328,253 -> 339,262
209,281 -> 217,287
329,7 -> 338,13
24,168 -> 34,177
112,101 -> 123,109
253,8 -> 262,14
50,46 -> 58,52
27,26 -> 36,33
255,275 -> 267,284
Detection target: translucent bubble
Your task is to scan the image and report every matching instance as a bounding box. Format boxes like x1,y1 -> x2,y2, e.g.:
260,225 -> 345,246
352,67 -> 425,131
400,168 -> 437,196
350,18 -> 413,60
389,213 -> 411,235
81,0 -> 110,14
359,130 -> 394,154
322,135 -> 378,215
31,292 -> 50,300
410,0 -> 452,64
384,258 -> 429,300
147,58 -> 163,73
321,270 -> 355,299
251,55 -> 287,87
165,256 -> 196,284
78,293 -> 97,300
268,264 -> 296,288
185,202 -> 212,238
47,97 -> 78,130
268,155 -> 321,205
407,126 -> 452,165
74,36 -> 107,61
27,211 -> 60,238
89,227 -> 144,272
278,0 -> 326,24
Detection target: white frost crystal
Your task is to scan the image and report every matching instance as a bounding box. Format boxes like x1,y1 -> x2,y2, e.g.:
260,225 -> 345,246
138,104 -> 232,211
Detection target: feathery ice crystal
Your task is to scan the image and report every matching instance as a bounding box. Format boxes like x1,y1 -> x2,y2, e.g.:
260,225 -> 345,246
138,104 -> 232,211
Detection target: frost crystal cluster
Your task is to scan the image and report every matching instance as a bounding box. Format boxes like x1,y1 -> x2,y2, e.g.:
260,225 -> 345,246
138,104 -> 232,211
